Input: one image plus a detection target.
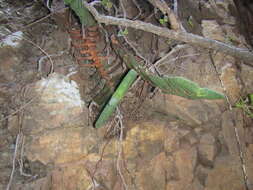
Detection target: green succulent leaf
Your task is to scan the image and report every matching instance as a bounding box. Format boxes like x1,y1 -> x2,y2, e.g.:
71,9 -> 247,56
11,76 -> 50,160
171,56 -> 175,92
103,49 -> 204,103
95,69 -> 138,128
63,0 -> 96,26
128,56 -> 225,100
196,88 -> 226,99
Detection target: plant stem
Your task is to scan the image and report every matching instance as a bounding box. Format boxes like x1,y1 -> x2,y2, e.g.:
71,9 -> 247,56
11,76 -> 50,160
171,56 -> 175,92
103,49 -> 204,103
95,69 -> 138,128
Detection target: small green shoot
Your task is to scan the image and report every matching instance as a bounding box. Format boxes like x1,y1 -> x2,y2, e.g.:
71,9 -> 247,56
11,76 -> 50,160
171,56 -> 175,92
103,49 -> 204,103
101,0 -> 113,10
159,16 -> 168,25
118,28 -> 128,37
235,95 -> 253,118
225,35 -> 237,45
187,16 -> 194,28
249,94 -> 253,106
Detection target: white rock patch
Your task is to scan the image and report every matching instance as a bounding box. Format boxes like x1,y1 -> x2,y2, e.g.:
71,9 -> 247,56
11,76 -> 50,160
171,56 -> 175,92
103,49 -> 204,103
0,31 -> 23,47
36,73 -> 84,108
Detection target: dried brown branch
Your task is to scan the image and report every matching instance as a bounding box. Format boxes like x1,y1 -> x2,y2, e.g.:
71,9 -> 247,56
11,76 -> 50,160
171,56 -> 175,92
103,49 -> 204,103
118,0 -> 149,64
6,134 -> 21,190
115,108 -> 128,190
83,1 -> 253,66
0,7 -> 68,41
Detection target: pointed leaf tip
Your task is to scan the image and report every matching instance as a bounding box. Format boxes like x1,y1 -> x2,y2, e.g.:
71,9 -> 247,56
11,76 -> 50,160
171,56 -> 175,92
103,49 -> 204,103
197,88 -> 225,99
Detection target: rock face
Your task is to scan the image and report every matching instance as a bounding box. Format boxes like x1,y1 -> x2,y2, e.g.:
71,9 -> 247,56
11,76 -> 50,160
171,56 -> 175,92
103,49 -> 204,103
214,53 -> 241,104
198,134 -> 218,167
174,146 -> 197,183
202,20 -> 226,41
240,64 -> 253,94
221,110 -> 253,189
135,153 -> 172,190
15,58 -> 251,190
23,73 -> 86,135
25,127 -> 98,165
21,119 -> 205,190
19,103 -> 250,190
23,73 -> 93,165
164,127 -> 180,153
201,18 -> 243,104
205,157 -> 246,190
147,93 -> 223,126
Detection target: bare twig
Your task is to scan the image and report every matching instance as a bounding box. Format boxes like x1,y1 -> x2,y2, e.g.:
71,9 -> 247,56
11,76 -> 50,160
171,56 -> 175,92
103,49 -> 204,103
156,53 -> 201,75
98,23 -> 111,66
6,134 -> 21,190
119,0 -> 127,19
174,0 -> 178,16
150,44 -> 187,72
118,0 -> 149,65
83,1 -> 253,65
38,51 -> 65,74
0,7 -> 69,41
132,0 -> 142,20
209,52 -> 232,109
151,44 -> 201,75
115,108 -> 128,190
18,135 -> 32,177
12,34 -> 55,74
85,168 -> 100,190
0,77 -> 51,123
0,97 -> 34,123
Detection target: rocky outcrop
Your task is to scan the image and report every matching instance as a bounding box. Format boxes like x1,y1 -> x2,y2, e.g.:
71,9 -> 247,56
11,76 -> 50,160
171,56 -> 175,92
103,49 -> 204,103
198,133 -> 218,167
12,70 -> 250,190
205,157 -> 246,190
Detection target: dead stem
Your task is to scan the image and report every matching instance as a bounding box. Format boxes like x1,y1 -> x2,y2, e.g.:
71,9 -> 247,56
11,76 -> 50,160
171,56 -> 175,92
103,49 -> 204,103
18,135 -> 32,177
0,7 -> 69,41
6,134 -> 21,190
118,0 -> 149,65
0,78 -> 50,123
132,0 -> 142,20
83,1 -> 253,65
116,108 -> 128,190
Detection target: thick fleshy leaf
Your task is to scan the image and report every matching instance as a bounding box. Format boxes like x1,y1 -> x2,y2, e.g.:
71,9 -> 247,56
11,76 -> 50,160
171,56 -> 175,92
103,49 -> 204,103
128,56 -> 225,100
196,88 -> 225,99
64,0 -> 96,26
95,69 -> 138,128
